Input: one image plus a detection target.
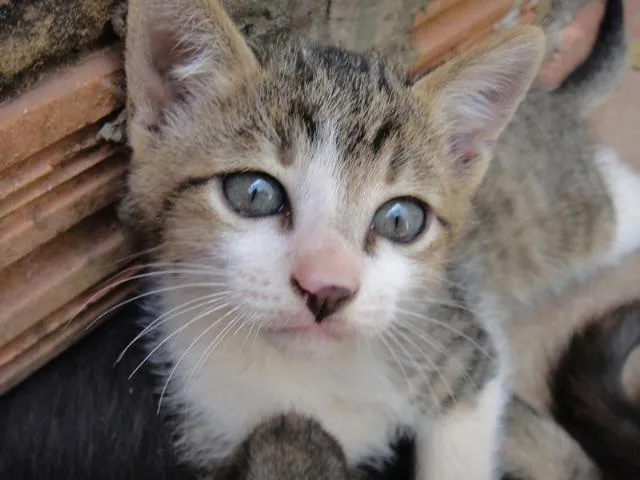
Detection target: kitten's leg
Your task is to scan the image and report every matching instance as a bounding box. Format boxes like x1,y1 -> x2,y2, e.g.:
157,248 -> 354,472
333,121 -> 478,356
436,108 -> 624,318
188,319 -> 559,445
500,396 -> 599,480
417,375 -> 506,480
597,147 -> 640,264
222,413 -> 352,480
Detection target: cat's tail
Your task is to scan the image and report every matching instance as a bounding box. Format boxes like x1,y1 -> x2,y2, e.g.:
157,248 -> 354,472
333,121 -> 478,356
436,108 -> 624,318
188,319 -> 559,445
552,0 -> 627,114
550,301 -> 640,480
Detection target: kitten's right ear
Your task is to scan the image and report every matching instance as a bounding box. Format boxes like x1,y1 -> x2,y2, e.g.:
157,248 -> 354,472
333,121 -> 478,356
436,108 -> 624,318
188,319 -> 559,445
412,26 -> 544,189
125,0 -> 258,133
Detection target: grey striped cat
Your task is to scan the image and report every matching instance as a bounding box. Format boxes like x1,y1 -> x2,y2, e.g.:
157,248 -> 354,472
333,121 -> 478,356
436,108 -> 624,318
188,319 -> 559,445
119,0 -> 638,478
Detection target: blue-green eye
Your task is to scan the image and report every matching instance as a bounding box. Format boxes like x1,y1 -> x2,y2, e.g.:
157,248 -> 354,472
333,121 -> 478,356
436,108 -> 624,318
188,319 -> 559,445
222,172 -> 287,217
372,197 -> 427,243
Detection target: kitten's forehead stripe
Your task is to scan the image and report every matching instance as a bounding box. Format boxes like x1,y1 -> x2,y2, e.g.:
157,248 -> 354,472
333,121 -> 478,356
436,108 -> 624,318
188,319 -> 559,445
290,100 -> 317,143
376,63 -> 393,97
371,120 -> 396,156
261,45 -> 420,182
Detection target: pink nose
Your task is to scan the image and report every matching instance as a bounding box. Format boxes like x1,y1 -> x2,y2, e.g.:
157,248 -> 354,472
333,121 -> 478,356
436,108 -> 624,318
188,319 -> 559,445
291,280 -> 356,321
290,232 -> 360,322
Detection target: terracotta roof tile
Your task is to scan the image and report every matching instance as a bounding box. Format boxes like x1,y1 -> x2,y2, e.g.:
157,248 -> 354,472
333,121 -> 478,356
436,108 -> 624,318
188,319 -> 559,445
0,48 -> 123,173
0,155 -> 127,270
0,209 -> 131,346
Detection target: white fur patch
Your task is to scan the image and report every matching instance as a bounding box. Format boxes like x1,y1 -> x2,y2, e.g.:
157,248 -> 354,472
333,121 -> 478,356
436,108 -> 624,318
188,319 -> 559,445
165,327 -> 414,466
596,147 -> 640,263
417,374 -> 506,480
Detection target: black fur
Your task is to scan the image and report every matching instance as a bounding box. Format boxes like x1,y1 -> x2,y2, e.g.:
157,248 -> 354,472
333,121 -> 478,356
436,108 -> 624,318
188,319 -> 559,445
0,303 -> 190,480
0,301 -> 415,479
554,0 -> 627,108
551,301 -> 640,479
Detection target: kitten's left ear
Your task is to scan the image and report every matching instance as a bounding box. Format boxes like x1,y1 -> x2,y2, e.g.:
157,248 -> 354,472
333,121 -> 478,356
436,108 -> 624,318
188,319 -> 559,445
413,26 -> 545,184
125,0 -> 259,134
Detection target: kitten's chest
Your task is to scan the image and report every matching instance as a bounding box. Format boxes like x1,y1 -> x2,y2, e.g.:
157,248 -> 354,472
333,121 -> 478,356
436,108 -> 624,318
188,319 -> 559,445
176,344 -> 416,466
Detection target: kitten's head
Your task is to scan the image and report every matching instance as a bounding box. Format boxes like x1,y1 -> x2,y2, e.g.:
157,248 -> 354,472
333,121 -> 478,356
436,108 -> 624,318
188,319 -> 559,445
121,0 -> 544,353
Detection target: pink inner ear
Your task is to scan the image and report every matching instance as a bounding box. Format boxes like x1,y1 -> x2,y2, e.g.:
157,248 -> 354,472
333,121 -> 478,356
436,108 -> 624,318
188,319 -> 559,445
290,233 -> 362,298
446,78 -> 521,166
134,21 -> 201,132
449,131 -> 479,165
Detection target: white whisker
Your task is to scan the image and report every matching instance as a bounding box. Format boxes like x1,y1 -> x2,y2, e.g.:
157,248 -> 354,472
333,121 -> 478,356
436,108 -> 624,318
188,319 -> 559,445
389,324 -> 456,405
387,324 -> 443,408
86,282 -> 229,331
116,291 -> 230,364
128,301 -> 231,380
238,313 -> 259,354
379,331 -> 413,395
157,307 -> 242,412
395,306 -> 493,359
395,319 -> 478,394
81,270 -> 226,327
186,308 -> 245,391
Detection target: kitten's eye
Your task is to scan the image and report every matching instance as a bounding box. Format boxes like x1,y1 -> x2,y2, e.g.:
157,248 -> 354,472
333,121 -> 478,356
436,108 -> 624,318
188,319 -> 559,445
222,172 -> 287,217
372,197 -> 427,243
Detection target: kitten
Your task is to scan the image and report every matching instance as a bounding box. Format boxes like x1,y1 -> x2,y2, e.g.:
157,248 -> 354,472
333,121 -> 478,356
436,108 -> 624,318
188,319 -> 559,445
122,0 -> 546,477
120,0 -> 640,479
502,254 -> 640,480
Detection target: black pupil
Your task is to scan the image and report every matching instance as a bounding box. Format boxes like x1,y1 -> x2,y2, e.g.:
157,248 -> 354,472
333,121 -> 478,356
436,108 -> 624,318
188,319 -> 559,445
246,178 -> 276,207
248,180 -> 262,203
389,203 -> 407,234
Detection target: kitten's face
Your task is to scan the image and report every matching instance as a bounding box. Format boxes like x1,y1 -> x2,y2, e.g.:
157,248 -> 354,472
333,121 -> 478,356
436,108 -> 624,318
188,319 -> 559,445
150,48 -> 459,351
122,0 -> 543,354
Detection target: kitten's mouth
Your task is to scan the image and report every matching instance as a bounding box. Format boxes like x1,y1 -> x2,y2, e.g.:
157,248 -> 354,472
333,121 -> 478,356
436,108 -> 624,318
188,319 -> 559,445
266,322 -> 346,341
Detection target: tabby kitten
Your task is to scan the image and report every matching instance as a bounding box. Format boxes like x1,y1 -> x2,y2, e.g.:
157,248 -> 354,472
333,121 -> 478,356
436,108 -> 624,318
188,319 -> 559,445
121,0 -> 640,478
122,0 -> 546,477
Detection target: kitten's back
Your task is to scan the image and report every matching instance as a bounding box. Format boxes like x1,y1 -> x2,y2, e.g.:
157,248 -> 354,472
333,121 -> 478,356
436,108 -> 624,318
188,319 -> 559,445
452,0 -> 630,315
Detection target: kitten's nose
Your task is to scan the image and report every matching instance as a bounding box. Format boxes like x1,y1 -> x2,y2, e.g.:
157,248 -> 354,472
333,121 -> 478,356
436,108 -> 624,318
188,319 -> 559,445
291,280 -> 356,322
290,230 -> 361,322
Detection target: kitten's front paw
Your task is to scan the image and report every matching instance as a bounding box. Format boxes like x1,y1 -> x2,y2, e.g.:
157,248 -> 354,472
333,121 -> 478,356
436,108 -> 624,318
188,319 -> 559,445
233,413 -> 350,480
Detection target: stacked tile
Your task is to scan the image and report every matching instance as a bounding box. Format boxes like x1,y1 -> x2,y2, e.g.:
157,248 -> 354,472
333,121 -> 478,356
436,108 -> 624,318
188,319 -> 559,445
0,0 -> 545,394
0,0 -> 136,393
410,0 -> 544,76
